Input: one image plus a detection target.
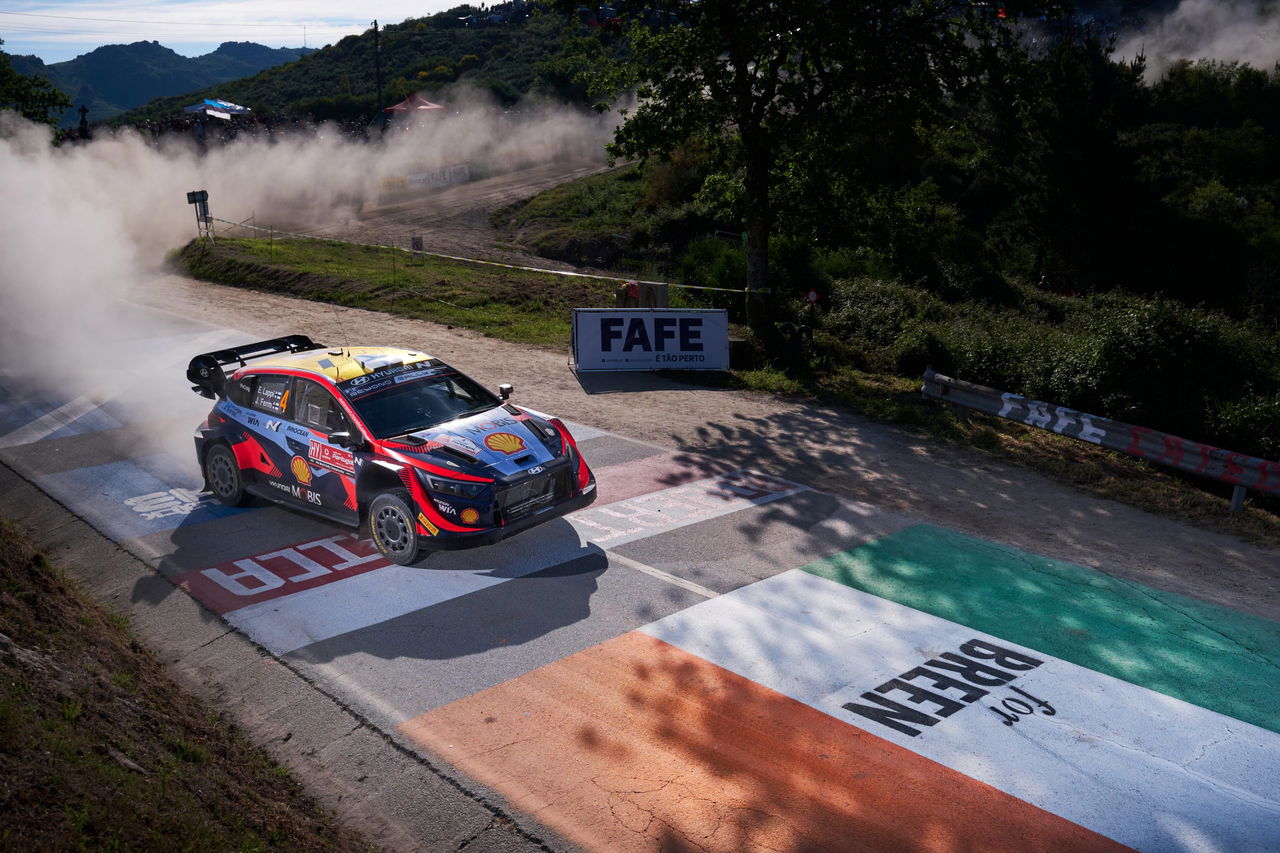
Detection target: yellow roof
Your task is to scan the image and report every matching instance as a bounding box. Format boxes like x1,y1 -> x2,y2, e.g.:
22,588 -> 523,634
239,346 -> 437,382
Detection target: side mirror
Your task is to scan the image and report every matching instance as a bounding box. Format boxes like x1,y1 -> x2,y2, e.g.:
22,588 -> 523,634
498,383 -> 513,400
329,430 -> 364,450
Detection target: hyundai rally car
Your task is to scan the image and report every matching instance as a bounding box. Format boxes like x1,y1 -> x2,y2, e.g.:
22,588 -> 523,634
187,335 -> 596,565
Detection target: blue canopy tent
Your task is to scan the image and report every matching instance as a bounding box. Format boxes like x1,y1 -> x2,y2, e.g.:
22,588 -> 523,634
183,98 -> 251,120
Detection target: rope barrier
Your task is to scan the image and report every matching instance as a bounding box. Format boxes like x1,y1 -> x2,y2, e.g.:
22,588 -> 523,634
209,217 -> 765,295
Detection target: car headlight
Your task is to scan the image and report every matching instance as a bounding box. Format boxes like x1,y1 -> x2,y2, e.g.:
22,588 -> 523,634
422,473 -> 488,499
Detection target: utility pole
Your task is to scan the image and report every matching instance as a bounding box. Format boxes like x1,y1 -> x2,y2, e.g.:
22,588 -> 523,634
372,20 -> 383,112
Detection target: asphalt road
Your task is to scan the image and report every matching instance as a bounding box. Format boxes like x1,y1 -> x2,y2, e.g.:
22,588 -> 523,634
3,304 -> 1278,852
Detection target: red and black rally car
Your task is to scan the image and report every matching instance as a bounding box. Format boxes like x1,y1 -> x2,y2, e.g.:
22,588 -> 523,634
187,335 -> 596,565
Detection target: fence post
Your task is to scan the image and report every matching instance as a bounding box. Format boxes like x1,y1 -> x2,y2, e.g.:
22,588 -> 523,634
1231,485 -> 1247,513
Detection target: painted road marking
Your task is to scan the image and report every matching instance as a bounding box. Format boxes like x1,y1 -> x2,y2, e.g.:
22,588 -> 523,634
174,533 -> 386,614
802,524 -> 1280,733
605,551 -> 716,599
178,469 -> 802,655
570,469 -> 807,547
34,455 -> 251,540
640,566 -> 1280,851
399,631 -> 1127,853
397,527 -> 1280,853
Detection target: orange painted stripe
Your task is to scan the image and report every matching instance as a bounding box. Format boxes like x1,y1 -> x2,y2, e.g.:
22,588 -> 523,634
399,632 -> 1131,853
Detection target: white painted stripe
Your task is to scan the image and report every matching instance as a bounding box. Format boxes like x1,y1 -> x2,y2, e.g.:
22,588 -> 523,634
228,521 -> 593,655
606,551 -> 716,599
225,470 -> 804,655
568,470 -> 807,548
641,570 -> 1280,853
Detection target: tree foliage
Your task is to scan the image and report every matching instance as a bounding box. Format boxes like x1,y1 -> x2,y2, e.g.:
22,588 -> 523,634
584,0 -> 1067,333
0,39 -> 72,125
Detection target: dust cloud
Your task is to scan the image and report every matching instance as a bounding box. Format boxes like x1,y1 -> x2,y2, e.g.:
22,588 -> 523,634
0,95 -> 616,453
1113,0 -> 1280,80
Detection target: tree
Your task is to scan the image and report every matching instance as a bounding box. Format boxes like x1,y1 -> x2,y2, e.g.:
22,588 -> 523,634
0,39 -> 72,125
590,2 -> 1064,333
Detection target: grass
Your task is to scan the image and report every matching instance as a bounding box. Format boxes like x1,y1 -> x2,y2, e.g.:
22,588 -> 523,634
175,236 -> 1280,548
0,520 -> 372,851
180,237 -> 620,347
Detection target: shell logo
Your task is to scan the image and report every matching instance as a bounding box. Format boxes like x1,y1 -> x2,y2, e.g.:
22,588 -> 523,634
460,508 -> 480,525
290,456 -> 313,485
483,432 -> 526,455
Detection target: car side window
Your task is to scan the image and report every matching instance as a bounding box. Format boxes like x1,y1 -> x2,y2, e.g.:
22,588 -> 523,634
250,375 -> 292,417
228,375 -> 254,406
294,380 -> 348,435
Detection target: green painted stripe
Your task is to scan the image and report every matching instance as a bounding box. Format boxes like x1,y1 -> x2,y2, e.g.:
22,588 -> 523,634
801,524 -> 1280,734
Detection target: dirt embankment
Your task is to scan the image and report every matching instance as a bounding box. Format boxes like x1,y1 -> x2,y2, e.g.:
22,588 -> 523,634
0,520 -> 369,851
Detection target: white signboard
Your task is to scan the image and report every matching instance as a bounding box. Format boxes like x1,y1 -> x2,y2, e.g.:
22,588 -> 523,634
572,309 -> 730,372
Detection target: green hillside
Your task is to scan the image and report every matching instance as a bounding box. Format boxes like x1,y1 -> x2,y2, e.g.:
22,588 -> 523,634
114,6 -> 600,125
10,42 -> 313,127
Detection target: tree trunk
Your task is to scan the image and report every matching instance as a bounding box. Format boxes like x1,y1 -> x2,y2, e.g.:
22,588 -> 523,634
742,135 -> 777,345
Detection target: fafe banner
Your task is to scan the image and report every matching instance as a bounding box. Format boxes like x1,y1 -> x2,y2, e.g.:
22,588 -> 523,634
572,309 -> 730,372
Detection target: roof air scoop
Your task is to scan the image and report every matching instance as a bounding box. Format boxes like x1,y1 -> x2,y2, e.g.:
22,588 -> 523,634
355,353 -> 403,372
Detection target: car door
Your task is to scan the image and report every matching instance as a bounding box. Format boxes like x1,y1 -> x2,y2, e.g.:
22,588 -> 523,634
280,379 -> 360,523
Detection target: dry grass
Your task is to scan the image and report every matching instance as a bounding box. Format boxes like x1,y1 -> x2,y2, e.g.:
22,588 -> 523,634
0,521 -> 373,852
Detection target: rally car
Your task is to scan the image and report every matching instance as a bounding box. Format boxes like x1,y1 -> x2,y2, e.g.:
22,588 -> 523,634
187,335 -> 596,565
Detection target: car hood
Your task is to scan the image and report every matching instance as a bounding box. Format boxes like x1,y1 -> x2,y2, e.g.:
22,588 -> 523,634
402,408 -> 558,477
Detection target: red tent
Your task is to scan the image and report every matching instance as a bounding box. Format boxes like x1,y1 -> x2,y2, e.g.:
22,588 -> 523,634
383,93 -> 445,114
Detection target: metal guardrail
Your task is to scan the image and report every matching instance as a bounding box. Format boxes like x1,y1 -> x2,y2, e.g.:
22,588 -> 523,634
921,368 -> 1280,512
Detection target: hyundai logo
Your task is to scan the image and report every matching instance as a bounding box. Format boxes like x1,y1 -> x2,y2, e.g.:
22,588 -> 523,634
349,375 -> 370,386
525,466 -> 544,475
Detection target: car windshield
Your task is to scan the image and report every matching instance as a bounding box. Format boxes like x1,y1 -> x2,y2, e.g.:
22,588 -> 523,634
336,364 -> 500,439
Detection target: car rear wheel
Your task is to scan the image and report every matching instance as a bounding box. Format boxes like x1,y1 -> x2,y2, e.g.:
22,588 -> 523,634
369,489 -> 424,566
204,444 -> 249,507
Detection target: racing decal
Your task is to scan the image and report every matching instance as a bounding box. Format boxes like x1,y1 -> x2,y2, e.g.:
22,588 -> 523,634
290,456 -> 313,485
483,432 -> 526,455
232,432 -> 281,478
417,513 -> 439,536
459,508 -> 480,525
423,433 -> 483,456
175,534 -> 386,614
433,499 -> 458,516
463,416 -> 519,437
308,439 -> 354,475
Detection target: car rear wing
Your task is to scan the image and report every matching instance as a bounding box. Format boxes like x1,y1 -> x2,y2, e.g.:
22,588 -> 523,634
186,334 -> 323,399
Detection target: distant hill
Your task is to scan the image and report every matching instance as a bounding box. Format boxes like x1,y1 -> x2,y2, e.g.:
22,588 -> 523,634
111,6 -> 591,126
9,41 -> 315,127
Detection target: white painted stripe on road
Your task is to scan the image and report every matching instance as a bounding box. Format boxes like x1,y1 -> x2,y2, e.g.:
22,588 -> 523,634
641,570 -> 1280,853
222,470 -> 804,655
226,521 -> 594,655
569,470 -> 807,548
606,551 -> 716,599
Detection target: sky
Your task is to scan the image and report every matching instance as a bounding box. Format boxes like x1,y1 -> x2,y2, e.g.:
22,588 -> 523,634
0,1 -> 464,63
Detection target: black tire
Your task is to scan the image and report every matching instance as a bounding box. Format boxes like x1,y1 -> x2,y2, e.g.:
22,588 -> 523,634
368,488 -> 424,566
204,443 -> 249,507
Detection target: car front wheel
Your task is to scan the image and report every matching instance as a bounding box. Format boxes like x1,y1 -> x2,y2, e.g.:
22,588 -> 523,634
204,443 -> 249,507
368,489 -> 424,566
